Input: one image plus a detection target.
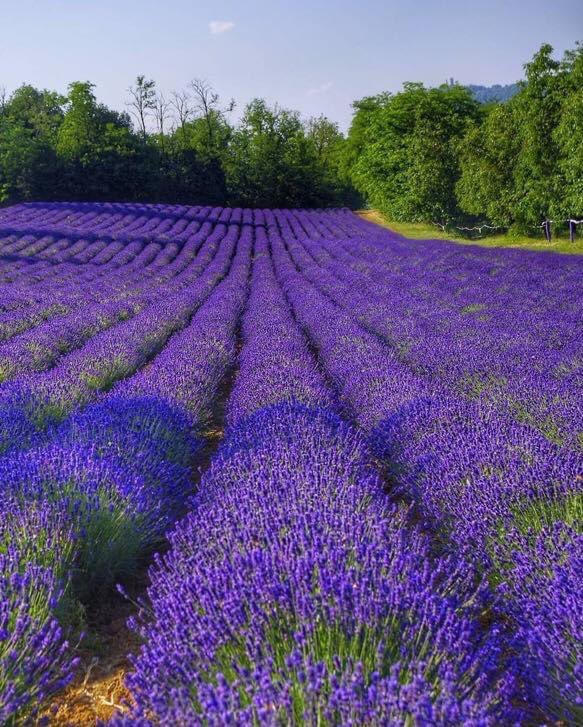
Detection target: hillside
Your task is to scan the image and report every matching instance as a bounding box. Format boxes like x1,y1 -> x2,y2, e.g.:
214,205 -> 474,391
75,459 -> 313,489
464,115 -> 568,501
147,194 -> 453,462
467,82 -> 520,103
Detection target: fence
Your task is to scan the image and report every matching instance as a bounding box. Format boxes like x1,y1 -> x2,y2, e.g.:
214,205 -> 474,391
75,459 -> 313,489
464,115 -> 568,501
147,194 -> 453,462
431,218 -> 583,242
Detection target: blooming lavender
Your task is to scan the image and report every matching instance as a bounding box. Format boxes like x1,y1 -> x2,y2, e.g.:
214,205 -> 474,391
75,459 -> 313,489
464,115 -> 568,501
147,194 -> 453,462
115,232 -> 520,723
119,405 -> 516,725
0,548 -> 77,723
497,522 -> 582,723
0,202 -> 581,723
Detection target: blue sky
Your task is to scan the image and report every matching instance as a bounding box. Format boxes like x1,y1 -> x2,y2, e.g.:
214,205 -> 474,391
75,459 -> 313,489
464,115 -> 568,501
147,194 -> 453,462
1,0 -> 581,130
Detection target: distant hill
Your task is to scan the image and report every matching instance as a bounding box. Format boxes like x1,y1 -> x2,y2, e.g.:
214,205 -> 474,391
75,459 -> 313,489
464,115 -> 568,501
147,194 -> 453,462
466,83 -> 520,103
444,79 -> 520,103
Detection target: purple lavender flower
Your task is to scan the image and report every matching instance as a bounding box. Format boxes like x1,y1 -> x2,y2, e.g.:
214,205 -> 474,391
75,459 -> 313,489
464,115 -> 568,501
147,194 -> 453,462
0,549 -> 77,723
119,405 -> 518,725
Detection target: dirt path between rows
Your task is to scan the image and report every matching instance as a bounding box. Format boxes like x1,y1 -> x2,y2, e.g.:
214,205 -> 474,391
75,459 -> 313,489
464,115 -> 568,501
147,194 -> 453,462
40,582 -> 143,725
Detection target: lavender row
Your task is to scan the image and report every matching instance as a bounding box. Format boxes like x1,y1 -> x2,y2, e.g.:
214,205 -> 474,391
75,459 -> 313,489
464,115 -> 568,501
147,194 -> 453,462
0,220 -> 237,455
286,211 -> 582,449
227,217 -> 333,427
0,217 -> 223,381
0,205 -> 219,307
1,204 -> 580,723
112,219 -> 252,423
0,213 -> 252,721
273,212 -> 580,548
0,202 -> 207,266
116,232 -> 517,722
0,209 -> 243,381
267,212 -> 581,721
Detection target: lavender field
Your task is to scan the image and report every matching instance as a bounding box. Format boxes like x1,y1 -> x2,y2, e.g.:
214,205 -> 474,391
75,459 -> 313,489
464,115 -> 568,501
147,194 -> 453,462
0,202 -> 581,725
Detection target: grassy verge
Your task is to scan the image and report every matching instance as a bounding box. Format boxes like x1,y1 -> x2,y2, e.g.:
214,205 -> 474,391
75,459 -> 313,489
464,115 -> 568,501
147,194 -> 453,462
357,210 -> 583,256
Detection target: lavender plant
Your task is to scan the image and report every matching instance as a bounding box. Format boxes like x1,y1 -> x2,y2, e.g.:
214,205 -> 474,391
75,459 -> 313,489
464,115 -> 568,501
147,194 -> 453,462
0,202 -> 580,723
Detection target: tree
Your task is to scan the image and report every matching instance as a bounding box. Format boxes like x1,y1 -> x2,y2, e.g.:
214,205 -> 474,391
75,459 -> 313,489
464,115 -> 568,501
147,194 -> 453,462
350,83 -> 480,223
456,103 -> 521,226
306,115 -> 358,205
553,43 -> 583,219
306,115 -> 342,164
5,85 -> 65,142
56,82 -> 101,160
0,85 -> 65,202
0,120 -> 59,202
170,90 -> 192,144
226,99 -> 325,207
457,43 -> 583,231
190,79 -> 234,156
127,75 -> 156,137
510,44 -> 564,228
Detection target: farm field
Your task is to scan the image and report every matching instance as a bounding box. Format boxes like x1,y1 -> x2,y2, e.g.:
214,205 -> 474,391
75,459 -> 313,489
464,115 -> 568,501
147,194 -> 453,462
0,201 -> 581,725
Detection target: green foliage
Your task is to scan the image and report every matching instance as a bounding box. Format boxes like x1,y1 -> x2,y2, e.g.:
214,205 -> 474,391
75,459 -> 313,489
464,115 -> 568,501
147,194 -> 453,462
456,103 -> 521,226
196,572 -> 446,724
457,43 -> 583,231
349,83 -> 480,224
225,99 -> 346,207
0,501 -> 81,631
0,79 -> 355,208
2,44 -> 581,219
511,493 -> 582,536
306,115 -> 361,205
0,85 -> 63,201
69,487 -> 151,601
488,492 -> 582,591
511,45 -> 564,228
349,43 -> 582,232
56,82 -> 100,159
554,45 -> 583,218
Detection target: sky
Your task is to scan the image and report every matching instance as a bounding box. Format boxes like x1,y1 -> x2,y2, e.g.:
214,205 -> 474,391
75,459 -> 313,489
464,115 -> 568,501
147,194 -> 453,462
1,0 -> 581,130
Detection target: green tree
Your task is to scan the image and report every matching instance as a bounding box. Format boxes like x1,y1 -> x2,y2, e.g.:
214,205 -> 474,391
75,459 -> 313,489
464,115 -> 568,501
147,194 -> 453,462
511,44 -> 565,228
350,84 -> 480,223
456,102 -> 521,226
55,81 -> 154,201
226,99 -> 322,207
56,82 -> 101,160
189,79 -> 234,158
0,85 -> 64,201
457,43 -> 583,231
0,121 -> 59,201
305,115 -> 357,205
554,44 -> 583,218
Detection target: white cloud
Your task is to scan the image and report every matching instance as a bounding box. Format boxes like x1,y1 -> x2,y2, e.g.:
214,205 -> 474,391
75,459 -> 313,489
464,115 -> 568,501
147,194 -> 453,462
209,20 -> 235,35
307,81 -> 333,96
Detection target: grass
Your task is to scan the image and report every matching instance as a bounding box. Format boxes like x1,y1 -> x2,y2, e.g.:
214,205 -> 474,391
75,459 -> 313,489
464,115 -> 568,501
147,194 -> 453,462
511,492 -> 582,537
487,492 -> 582,590
198,608 -> 434,724
357,210 -> 583,256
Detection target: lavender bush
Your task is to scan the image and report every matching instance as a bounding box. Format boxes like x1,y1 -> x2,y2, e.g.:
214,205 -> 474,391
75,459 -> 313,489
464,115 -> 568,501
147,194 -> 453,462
0,202 -> 580,723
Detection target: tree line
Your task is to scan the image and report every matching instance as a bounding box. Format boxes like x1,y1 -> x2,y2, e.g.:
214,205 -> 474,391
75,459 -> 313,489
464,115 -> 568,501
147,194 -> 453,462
0,77 -> 355,209
348,43 -> 582,234
1,43 -> 581,234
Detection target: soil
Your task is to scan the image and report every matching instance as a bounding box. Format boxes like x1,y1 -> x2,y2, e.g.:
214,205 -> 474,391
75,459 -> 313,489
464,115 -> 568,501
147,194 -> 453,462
40,577 -> 145,725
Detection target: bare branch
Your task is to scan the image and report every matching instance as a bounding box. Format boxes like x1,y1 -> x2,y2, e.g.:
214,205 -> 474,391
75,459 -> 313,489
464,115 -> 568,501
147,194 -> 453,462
170,90 -> 192,138
126,75 -> 156,137
153,91 -> 171,136
189,78 -> 230,150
